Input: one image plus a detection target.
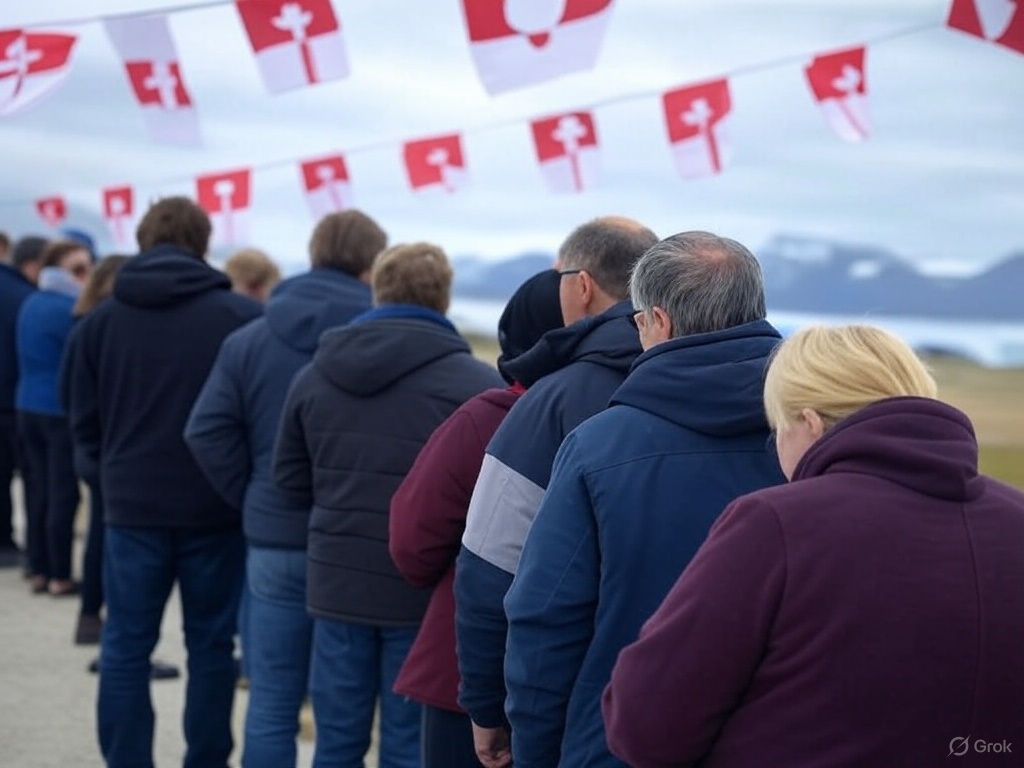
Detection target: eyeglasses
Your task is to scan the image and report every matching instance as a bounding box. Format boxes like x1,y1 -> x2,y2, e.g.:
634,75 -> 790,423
558,268 -> 583,277
67,263 -> 91,278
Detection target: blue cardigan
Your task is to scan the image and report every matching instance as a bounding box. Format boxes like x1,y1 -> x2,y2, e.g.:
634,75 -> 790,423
16,288 -> 76,416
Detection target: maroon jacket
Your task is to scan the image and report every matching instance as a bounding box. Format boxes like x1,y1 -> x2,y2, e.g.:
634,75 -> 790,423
603,396 -> 1024,768
390,385 -> 522,711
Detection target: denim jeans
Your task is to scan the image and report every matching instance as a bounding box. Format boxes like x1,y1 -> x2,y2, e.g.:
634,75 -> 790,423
17,411 -> 79,579
242,546 -> 313,768
97,524 -> 244,768
310,619 -> 420,768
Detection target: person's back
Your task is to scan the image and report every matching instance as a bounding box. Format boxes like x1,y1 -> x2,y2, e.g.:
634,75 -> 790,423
65,196 -> 261,768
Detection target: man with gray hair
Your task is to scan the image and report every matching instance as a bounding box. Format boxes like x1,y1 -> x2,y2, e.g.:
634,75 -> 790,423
503,231 -> 787,768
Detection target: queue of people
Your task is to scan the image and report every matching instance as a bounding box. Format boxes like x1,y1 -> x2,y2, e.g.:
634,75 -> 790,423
0,197 -> 1021,768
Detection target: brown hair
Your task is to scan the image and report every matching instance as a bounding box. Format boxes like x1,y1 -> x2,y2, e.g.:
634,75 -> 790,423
371,242 -> 453,314
41,240 -> 90,269
135,196 -> 212,257
223,248 -> 281,302
73,254 -> 130,316
308,209 -> 387,276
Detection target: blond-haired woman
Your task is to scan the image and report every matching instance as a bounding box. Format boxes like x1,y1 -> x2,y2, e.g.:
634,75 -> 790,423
603,324 -> 1024,768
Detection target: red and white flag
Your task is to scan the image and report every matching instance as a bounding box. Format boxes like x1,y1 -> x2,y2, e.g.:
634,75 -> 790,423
531,111 -> 599,193
196,168 -> 253,247
805,46 -> 869,142
403,134 -> 468,194
235,0 -> 349,93
35,196 -> 67,228
461,0 -> 614,94
299,154 -> 353,219
0,30 -> 77,116
662,79 -> 732,179
948,0 -> 1024,55
105,15 -> 202,145
102,186 -> 135,249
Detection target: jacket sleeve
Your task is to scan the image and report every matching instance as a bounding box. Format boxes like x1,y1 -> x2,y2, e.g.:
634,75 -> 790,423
601,496 -> 786,768
61,321 -> 102,486
455,545 -> 515,728
504,432 -> 598,768
184,337 -> 250,511
271,368 -> 314,509
390,408 -> 487,588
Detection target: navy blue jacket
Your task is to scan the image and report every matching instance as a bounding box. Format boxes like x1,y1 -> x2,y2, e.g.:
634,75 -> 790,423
504,320 -> 786,767
65,245 -> 262,528
15,288 -> 76,416
0,264 -> 36,413
455,301 -> 642,727
185,268 -> 372,549
274,307 -> 504,626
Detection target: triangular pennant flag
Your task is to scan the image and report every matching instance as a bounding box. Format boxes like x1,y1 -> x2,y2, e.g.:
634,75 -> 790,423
805,46 -> 869,142
235,0 -> 350,93
662,78 -> 732,179
947,0 -> 1024,55
299,154 -> 353,219
196,168 -> 253,247
35,196 -> 67,228
105,15 -> 202,145
102,186 -> 136,250
403,134 -> 468,193
530,110 -> 600,193
0,30 -> 78,116
461,0 -> 614,94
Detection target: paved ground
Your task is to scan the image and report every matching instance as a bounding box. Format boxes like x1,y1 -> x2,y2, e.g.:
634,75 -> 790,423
0,487 -> 316,768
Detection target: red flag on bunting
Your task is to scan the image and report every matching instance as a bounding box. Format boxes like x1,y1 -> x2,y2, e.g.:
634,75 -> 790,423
105,15 -> 202,145
35,196 -> 67,228
805,47 -> 869,142
662,79 -> 732,179
196,169 -> 253,247
102,186 -> 135,249
235,0 -> 349,93
0,30 -> 77,116
947,0 -> 1024,54
299,154 -> 353,219
530,111 -> 600,193
403,134 -> 468,193
461,0 -> 614,94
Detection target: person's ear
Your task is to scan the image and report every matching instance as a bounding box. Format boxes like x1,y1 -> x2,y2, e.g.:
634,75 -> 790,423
577,270 -> 595,309
650,306 -> 673,343
801,408 -> 826,439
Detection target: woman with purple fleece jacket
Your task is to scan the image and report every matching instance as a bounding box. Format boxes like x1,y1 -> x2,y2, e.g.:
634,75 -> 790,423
603,325 -> 1024,768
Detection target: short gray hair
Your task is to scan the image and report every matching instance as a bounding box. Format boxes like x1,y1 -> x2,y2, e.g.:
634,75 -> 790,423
630,231 -> 766,337
559,216 -> 658,300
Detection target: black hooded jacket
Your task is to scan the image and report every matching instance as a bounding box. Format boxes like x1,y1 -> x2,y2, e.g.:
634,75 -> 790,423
273,309 -> 504,626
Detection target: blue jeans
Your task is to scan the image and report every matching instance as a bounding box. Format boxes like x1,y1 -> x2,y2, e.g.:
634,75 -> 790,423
98,524 -> 245,768
310,620 -> 420,768
242,547 -> 313,768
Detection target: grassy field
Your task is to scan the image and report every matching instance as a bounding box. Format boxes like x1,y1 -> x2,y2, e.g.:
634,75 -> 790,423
467,335 -> 1024,489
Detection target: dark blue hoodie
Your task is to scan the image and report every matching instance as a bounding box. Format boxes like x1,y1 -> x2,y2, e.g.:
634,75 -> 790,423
64,245 -> 261,528
503,319 -> 787,767
455,300 -> 643,728
0,263 -> 36,413
185,268 -> 372,549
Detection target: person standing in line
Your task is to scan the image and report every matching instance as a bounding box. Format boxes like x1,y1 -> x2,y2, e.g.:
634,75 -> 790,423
223,247 -> 283,304
389,268 -> 564,768
602,325 -> 1024,768
16,240 -> 93,596
186,210 -> 388,768
274,242 -> 504,768
503,232 -> 786,768
64,196 -> 262,768
454,216 -> 657,768
0,235 -> 47,569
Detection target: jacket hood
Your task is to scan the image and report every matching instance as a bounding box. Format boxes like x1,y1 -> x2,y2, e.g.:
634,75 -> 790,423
611,319 -> 781,437
114,245 -> 230,308
501,301 -> 640,387
794,396 -> 982,501
313,312 -> 472,396
264,268 -> 371,354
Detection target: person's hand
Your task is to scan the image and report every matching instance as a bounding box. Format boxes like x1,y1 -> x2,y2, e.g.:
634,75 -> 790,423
472,722 -> 513,768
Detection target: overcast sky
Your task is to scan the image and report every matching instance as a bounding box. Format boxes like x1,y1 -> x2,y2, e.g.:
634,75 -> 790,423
1,0 -> 1022,275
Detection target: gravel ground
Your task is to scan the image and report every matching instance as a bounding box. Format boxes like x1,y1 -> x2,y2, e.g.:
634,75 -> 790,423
0,490 -> 316,768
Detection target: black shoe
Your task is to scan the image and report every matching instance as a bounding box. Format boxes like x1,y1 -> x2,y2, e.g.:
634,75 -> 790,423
150,660 -> 181,681
75,614 -> 104,646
